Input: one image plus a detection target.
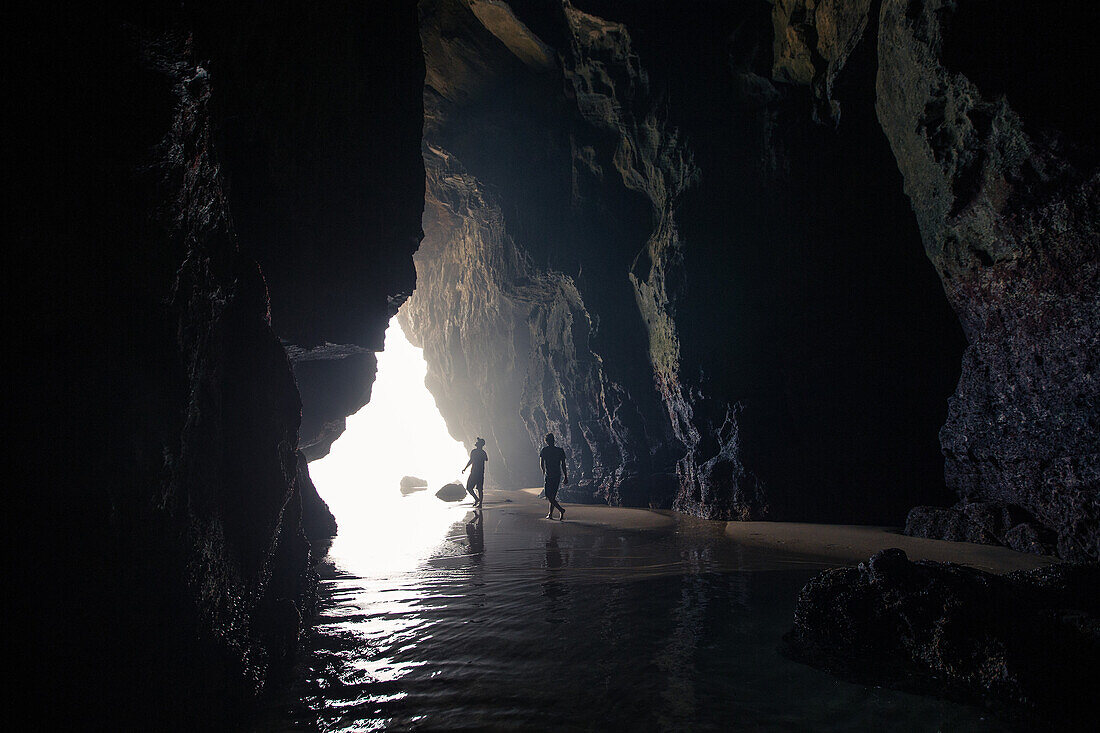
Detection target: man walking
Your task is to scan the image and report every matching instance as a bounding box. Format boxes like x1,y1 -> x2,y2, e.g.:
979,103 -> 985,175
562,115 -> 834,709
539,433 -> 568,520
462,437 -> 488,508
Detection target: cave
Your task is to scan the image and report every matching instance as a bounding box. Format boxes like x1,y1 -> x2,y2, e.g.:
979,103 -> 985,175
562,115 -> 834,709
15,0 -> 1097,729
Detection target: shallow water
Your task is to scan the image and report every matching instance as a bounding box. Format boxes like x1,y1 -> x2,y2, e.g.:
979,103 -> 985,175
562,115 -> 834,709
259,497 -> 1000,731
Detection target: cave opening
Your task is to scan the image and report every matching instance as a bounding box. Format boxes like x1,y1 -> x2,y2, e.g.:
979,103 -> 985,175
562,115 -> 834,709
308,314 -> 469,576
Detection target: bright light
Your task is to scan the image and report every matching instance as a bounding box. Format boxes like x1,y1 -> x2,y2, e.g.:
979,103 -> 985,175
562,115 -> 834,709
308,315 -> 472,577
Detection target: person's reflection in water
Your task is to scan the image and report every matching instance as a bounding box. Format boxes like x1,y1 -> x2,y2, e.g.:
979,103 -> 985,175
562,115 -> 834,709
545,534 -> 564,570
465,510 -> 484,564
542,531 -> 568,622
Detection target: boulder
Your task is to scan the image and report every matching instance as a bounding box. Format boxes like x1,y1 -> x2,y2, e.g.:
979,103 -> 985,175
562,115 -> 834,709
784,549 -> 1100,727
905,501 -> 1057,555
435,482 -> 468,502
400,475 -> 429,496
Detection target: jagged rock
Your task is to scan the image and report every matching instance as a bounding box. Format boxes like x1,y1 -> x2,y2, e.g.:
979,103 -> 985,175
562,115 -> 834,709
297,452 -> 338,551
435,482 -> 468,502
905,501 -> 1056,555
784,549 -> 1100,727
409,0 -> 965,525
401,475 -> 429,489
876,0 -> 1100,560
770,0 -> 874,124
290,347 -> 377,461
14,1 -> 423,726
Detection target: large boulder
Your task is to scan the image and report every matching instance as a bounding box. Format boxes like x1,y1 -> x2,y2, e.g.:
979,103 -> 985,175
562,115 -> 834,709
784,549 -> 1100,727
904,501 -> 1056,555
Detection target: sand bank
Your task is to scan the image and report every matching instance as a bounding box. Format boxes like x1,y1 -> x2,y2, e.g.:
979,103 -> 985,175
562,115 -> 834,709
723,521 -> 1053,573
478,488 -> 1053,574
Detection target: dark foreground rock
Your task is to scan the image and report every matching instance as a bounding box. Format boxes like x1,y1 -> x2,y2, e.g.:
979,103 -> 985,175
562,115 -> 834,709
436,483 -> 468,502
905,501 -> 1057,555
784,549 -> 1100,728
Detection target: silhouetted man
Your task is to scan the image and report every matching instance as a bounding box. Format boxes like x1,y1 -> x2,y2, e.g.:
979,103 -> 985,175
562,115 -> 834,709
462,437 -> 488,507
539,433 -> 568,520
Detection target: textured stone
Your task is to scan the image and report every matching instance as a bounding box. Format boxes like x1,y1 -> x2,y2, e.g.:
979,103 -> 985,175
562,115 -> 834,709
876,0 -> 1100,560
784,549 -> 1100,727
770,0 -> 874,124
408,0 -> 967,525
904,501 -> 1055,555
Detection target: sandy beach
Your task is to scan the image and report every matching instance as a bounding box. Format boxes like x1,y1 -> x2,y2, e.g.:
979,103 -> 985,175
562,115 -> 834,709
504,487 -> 1052,574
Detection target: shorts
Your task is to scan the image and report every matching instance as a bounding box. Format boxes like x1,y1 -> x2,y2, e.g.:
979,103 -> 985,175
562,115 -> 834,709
467,474 -> 484,494
544,474 -> 562,500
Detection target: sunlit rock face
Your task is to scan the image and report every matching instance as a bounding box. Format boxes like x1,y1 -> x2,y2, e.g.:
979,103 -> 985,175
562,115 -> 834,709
409,0 -> 964,521
14,1 -> 421,725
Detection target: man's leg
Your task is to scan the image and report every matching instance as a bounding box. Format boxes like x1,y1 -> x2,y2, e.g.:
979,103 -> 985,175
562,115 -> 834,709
550,495 -> 565,520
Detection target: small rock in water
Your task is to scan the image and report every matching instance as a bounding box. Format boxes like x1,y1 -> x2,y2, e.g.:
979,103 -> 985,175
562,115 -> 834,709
435,482 -> 467,502
400,475 -> 429,496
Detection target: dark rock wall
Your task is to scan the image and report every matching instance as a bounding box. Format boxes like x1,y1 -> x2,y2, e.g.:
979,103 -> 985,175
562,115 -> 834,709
13,1 -> 423,725
188,1 -> 426,462
407,0 -> 965,522
874,0 -> 1099,560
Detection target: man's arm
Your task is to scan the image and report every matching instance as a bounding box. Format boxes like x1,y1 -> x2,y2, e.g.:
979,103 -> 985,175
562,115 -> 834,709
561,454 -> 568,484
540,456 -> 546,475
462,456 -> 472,473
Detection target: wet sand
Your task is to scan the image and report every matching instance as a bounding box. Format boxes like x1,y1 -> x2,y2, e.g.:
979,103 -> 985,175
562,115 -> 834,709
507,487 -> 1052,573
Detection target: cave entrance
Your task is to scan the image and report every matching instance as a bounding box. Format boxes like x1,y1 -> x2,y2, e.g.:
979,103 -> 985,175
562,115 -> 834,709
308,315 -> 469,576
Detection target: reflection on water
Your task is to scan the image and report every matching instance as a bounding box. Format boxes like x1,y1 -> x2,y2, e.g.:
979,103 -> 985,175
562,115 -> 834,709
261,500 -> 1000,732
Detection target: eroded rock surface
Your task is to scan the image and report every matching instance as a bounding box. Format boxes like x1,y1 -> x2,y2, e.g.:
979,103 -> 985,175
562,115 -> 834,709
408,0 -> 964,524
875,0 -> 1100,560
905,501 -> 1056,555
770,0 -> 874,124
785,549 -> 1100,728
15,1 -> 422,726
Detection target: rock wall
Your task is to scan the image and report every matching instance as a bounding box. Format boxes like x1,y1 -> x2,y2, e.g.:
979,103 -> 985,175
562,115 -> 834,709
13,1 -> 422,725
874,0 -> 1099,559
774,0 -> 1100,558
409,0 -> 678,505
410,0 -> 1097,557
408,0 -> 965,523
